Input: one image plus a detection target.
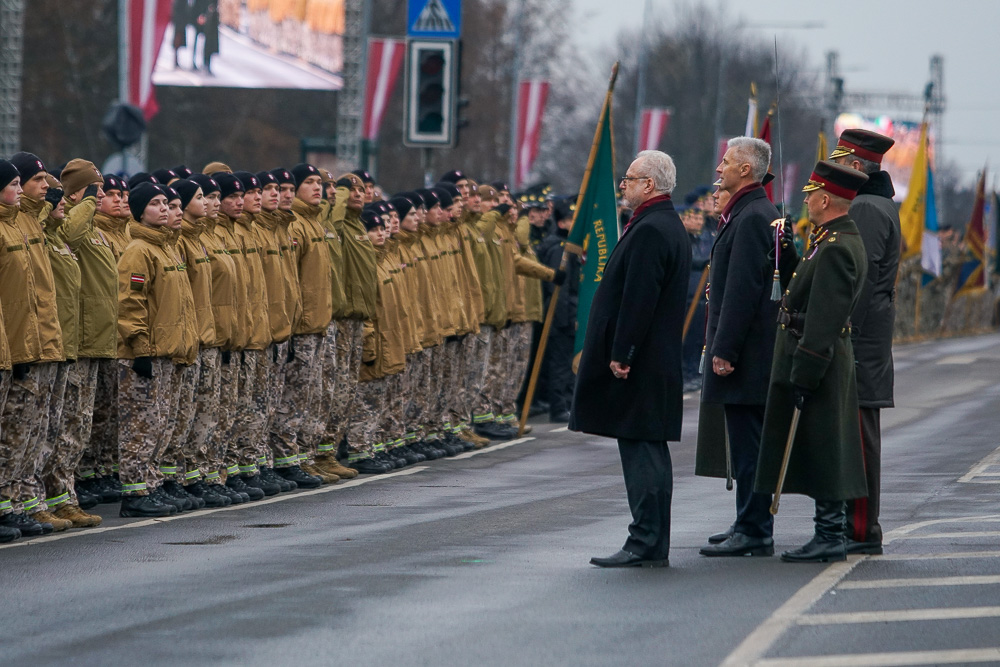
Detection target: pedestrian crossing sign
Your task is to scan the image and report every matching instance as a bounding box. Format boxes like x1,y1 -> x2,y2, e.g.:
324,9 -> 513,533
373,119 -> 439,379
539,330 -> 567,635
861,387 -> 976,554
407,0 -> 462,39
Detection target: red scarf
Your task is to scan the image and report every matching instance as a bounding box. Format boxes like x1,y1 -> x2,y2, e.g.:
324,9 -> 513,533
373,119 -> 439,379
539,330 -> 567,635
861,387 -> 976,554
623,194 -> 671,236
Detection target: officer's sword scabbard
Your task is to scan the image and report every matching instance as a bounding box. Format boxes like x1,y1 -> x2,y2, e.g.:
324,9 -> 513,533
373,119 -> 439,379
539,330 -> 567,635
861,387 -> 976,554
770,406 -> 801,515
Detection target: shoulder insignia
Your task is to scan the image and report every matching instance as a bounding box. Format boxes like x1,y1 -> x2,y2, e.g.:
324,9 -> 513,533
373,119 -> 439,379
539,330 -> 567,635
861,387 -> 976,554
130,273 -> 145,290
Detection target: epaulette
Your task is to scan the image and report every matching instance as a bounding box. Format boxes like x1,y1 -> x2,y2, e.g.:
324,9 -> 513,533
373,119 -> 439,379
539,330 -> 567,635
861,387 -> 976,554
826,232 -> 838,244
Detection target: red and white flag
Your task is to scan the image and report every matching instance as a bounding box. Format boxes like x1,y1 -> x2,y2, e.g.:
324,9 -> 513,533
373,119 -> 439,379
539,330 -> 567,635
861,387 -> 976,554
363,38 -> 406,141
128,0 -> 172,120
638,108 -> 671,152
515,80 -> 550,188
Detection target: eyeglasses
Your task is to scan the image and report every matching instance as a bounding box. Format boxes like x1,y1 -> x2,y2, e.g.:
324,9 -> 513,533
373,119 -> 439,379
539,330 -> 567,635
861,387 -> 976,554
620,175 -> 650,184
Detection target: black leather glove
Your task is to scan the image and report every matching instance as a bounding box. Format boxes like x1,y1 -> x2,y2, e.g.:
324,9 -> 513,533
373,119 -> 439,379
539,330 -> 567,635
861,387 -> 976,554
221,350 -> 231,365
45,188 -> 63,208
84,184 -> 100,201
287,337 -> 296,362
132,356 -> 154,379
780,215 -> 794,250
552,269 -> 567,286
793,384 -> 812,410
495,203 -> 512,216
12,363 -> 29,381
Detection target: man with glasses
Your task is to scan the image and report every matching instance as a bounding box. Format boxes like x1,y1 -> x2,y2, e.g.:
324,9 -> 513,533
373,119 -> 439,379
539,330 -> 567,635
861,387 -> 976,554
572,150 -> 690,568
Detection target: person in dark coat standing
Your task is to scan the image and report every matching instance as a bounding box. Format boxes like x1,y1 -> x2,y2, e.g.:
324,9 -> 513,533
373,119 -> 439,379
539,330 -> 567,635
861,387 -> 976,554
537,199 -> 580,422
830,129 -> 900,555
755,161 -> 870,563
696,137 -> 781,558
681,204 -> 715,391
571,150 -> 690,568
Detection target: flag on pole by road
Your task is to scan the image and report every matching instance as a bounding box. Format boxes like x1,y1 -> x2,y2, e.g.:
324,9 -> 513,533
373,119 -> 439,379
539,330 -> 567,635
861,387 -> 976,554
127,0 -> 172,120
745,83 -> 758,137
514,80 -> 550,189
363,38 -> 406,141
758,109 -> 774,202
955,168 -> 988,296
638,108 -> 671,152
564,84 -> 619,362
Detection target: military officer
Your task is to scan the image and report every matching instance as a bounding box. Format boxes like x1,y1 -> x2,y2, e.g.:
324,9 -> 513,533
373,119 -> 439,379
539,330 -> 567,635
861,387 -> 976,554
755,161 -> 870,563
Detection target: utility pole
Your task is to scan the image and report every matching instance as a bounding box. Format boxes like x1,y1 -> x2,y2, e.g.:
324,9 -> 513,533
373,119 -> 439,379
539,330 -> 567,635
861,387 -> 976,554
0,0 -> 25,157
337,0 -> 371,172
632,0 -> 652,156
507,0 -> 524,189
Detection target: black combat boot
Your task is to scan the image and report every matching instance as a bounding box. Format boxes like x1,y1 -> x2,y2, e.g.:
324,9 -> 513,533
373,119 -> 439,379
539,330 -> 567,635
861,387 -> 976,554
152,485 -> 192,513
260,466 -> 295,492
163,480 -> 206,510
242,473 -> 281,497
274,465 -> 322,489
119,493 -> 175,518
350,457 -> 392,474
226,475 -> 265,501
781,501 -> 848,563
184,480 -> 231,508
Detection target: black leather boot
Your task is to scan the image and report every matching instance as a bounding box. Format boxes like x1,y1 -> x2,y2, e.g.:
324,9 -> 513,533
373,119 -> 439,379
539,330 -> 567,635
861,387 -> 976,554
781,500 -> 848,563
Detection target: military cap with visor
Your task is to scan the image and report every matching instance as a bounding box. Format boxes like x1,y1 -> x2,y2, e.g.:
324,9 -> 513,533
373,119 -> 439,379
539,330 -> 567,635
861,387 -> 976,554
802,161 -> 869,200
829,129 -> 895,164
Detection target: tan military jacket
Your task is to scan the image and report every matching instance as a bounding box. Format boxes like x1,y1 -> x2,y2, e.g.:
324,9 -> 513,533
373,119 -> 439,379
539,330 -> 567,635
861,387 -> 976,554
62,197 -> 118,358
43,213 -> 82,360
396,229 -> 441,348
235,213 -> 272,350
495,218 -> 555,323
516,217 -> 546,322
252,210 -> 298,344
336,205 -> 378,321
117,223 -> 199,364
93,211 -> 132,262
199,216 -> 239,350
360,245 -> 408,381
475,210 -> 509,327
177,218 -> 218,347
289,198 -> 335,335
17,195 -> 65,361
213,214 -> 251,350
0,202 -> 43,364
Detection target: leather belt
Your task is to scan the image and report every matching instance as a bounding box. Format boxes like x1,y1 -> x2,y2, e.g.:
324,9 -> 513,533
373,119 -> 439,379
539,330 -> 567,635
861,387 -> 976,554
778,309 -> 851,339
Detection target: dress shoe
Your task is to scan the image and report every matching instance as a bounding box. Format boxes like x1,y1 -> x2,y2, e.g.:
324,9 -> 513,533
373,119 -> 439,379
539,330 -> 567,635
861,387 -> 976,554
260,466 -> 296,492
0,523 -> 20,542
184,481 -> 231,507
242,473 -> 281,497
589,549 -> 668,568
275,465 -> 322,489
708,524 -> 735,545
549,411 -> 570,423
846,539 -> 883,555
32,510 -> 73,532
53,503 -> 102,527
700,533 -> 774,557
351,457 -> 392,474
163,480 -> 206,510
781,535 -> 847,563
120,493 -> 175,518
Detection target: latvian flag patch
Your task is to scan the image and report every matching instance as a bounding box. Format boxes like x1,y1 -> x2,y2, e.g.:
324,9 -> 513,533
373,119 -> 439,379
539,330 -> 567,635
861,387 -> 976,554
130,273 -> 146,291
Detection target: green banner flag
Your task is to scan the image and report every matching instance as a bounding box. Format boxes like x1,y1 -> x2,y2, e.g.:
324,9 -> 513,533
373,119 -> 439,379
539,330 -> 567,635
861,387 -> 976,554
566,91 -> 619,360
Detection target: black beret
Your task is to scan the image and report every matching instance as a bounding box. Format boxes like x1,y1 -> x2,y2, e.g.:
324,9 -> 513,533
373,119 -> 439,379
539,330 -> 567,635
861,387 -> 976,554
390,196 -> 414,219
189,173 -> 220,195
152,168 -> 178,185
360,208 -> 384,231
270,168 -> 295,186
10,152 -> 46,182
0,160 -> 19,191
234,170 -> 262,192
290,163 -> 320,188
128,172 -> 158,189
172,178 -> 202,211
439,169 -> 467,184
213,172 -> 245,199
128,182 -> 165,221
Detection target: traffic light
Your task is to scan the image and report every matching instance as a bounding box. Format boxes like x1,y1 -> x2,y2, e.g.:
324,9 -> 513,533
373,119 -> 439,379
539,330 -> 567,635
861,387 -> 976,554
405,39 -> 457,147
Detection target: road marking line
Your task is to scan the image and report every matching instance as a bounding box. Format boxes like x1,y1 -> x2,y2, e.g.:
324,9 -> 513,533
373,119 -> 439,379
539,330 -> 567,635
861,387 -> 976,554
935,354 -> 979,365
883,514 -> 1000,544
448,437 -> 535,460
550,426 -> 569,432
797,606 -> 1000,625
877,551 -> 1000,561
959,444 -> 1000,483
0,466 -> 429,551
755,647 -> 1000,667
839,575 -> 1000,589
719,557 -> 865,667
890,531 -> 1000,540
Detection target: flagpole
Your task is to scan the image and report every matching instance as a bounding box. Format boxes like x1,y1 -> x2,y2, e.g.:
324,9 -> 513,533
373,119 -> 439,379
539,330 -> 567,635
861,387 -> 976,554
518,62 -> 620,437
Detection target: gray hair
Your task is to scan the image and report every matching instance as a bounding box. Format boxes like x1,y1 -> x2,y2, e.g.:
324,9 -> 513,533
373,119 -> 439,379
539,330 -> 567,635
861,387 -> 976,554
727,137 -> 771,182
635,150 -> 677,195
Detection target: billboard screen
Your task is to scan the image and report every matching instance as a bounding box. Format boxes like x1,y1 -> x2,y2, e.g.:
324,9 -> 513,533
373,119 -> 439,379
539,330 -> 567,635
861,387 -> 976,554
153,0 -> 344,90
834,113 -> 933,202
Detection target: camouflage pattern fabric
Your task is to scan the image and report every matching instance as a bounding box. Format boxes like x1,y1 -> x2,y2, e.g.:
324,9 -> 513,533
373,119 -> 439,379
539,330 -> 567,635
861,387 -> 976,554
346,376 -> 386,461
261,340 -> 289,469
469,325 -> 495,425
325,318 -> 364,451
271,332 -> 323,468
235,348 -> 269,474
306,321 -> 338,459
183,347 -> 222,484
42,358 -> 98,507
161,358 -> 200,482
501,322 -> 533,419
5,362 -> 60,513
81,357 -> 119,478
117,357 -> 171,496
218,351 -> 243,472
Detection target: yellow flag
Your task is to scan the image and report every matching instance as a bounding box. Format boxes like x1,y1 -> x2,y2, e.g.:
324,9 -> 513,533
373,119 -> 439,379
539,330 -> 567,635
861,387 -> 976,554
900,122 -> 929,260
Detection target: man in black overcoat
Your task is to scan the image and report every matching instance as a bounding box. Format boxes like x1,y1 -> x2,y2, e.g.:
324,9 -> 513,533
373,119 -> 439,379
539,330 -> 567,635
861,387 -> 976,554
695,137 -> 781,557
830,129 -> 900,555
570,150 -> 690,568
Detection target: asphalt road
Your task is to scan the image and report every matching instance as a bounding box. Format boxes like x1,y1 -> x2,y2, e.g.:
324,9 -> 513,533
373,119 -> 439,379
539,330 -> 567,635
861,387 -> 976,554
3,334 -> 1000,666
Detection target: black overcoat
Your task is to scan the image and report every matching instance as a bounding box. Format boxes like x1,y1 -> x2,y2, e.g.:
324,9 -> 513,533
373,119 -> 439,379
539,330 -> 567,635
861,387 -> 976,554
849,171 -> 900,408
569,198 -> 690,442
695,186 -> 779,477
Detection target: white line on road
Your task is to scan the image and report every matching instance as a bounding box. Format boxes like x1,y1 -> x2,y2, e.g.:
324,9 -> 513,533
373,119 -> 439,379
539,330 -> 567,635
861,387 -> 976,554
550,426 -> 569,432
0,466 -> 429,552
448,437 -> 535,460
839,575 -> 1000,589
797,606 -> 1000,625
755,647 -> 1000,667
877,551 -> 1000,561
882,514 -> 1000,544
719,557 -> 865,667
959,444 -> 1000,483
890,531 -> 1000,540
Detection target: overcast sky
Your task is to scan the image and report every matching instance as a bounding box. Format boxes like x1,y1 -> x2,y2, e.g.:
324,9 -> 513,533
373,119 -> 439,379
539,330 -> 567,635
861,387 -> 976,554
570,0 -> 1000,186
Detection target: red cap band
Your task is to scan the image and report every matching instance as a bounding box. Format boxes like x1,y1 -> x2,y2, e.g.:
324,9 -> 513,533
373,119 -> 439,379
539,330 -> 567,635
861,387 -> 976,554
807,172 -> 858,200
835,140 -> 883,164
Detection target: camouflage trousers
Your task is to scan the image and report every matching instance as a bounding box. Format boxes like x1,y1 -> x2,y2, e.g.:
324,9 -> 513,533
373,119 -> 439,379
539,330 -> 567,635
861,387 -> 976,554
1,362 -> 61,514
0,371 -> 9,513
326,318 -> 364,453
271,332 -> 323,468
216,350 -> 242,473
261,340 -> 289,469
402,349 -> 431,443
437,338 -> 465,434
346,376 -> 388,461
42,358 -> 99,508
474,325 -> 506,424
303,322 -> 338,459
464,326 -> 492,425
422,344 -> 446,439
230,349 -> 269,476
117,357 -> 172,496
160,358 -> 200,483
501,322 -> 533,419
80,357 -> 119,479
380,370 -> 408,448
183,347 -> 222,484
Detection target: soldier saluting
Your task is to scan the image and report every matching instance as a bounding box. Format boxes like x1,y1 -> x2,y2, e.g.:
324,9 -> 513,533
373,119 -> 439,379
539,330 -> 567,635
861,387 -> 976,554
755,161 -> 870,563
